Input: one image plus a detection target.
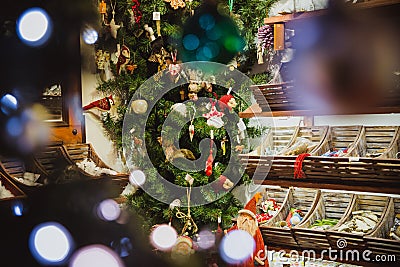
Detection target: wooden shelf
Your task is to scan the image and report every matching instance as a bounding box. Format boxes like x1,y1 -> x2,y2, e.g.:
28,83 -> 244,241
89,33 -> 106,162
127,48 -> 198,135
239,103 -> 400,118
264,0 -> 400,24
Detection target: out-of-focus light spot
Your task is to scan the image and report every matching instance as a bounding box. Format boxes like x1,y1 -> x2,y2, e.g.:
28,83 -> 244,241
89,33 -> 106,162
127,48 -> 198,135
17,7 -> 52,47
6,117 -> 23,137
220,230 -> 255,264
199,14 -> 215,31
0,94 -> 18,115
223,36 -> 244,52
12,201 -> 24,216
29,222 -> 73,265
129,170 -> 146,186
82,26 -> 98,44
197,230 -> 215,250
111,237 -> 133,258
183,34 -> 200,51
69,244 -> 124,267
206,26 -> 222,41
150,224 -> 177,251
97,199 -> 121,221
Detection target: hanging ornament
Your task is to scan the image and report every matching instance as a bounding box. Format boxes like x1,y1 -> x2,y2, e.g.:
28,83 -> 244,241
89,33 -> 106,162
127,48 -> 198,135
99,0 -> 107,22
168,50 -> 181,76
83,95 -> 114,111
205,131 -> 214,176
189,124 -> 194,142
106,0 -> 121,39
164,0 -> 185,10
153,12 -> 161,37
218,87 -> 237,111
237,118 -> 246,142
211,175 -> 234,192
202,100 -> 224,128
144,24 -> 156,42
188,82 -> 200,101
180,88 -> 185,101
131,99 -> 148,114
221,136 -> 228,156
131,0 -> 143,24
174,179 -> 198,236
116,44 -> 130,74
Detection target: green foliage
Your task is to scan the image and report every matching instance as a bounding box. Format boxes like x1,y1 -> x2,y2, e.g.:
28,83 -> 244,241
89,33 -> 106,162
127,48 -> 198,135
95,0 -> 276,236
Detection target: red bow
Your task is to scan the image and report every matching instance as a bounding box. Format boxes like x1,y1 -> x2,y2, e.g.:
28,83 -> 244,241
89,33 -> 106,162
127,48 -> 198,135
132,0 -> 142,24
294,153 -> 310,179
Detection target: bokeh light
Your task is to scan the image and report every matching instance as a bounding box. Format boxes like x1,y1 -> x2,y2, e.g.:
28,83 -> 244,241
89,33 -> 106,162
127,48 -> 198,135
12,200 -> 24,216
29,222 -> 73,265
82,25 -> 98,44
196,230 -> 215,250
129,170 -> 146,187
97,199 -> 121,221
199,14 -> 215,30
183,34 -> 200,51
150,224 -> 177,251
17,7 -> 52,47
0,94 -> 18,115
6,117 -> 23,137
111,237 -> 133,258
220,230 -> 255,264
69,244 -> 124,267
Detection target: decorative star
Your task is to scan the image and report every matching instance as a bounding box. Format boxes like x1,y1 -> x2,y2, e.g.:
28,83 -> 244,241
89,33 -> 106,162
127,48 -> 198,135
108,18 -> 121,39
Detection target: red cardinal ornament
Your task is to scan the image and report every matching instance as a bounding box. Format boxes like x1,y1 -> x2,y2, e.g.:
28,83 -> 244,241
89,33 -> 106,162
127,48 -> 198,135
83,95 -> 114,111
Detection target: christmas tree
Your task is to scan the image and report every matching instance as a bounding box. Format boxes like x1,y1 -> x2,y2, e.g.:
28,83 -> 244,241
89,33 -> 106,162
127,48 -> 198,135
93,0 -> 277,236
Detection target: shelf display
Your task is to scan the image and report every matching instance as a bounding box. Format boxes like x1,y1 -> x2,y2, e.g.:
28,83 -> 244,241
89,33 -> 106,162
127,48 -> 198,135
326,194 -> 389,251
0,172 -> 25,201
316,126 -> 363,157
259,187 -> 320,248
292,191 -> 354,250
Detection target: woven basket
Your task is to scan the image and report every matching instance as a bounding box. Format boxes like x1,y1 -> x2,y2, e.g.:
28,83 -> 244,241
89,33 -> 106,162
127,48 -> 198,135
260,187 -> 320,248
0,172 -> 25,201
347,126 -> 400,159
0,154 -> 46,195
292,191 -> 354,249
326,194 -> 389,251
64,143 -> 114,170
248,126 -> 299,156
314,126 -> 363,157
279,126 -> 329,156
365,197 -> 400,260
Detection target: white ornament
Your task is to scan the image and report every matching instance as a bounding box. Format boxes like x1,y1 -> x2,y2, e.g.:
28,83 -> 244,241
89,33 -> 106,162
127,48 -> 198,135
131,99 -> 148,114
171,103 -> 187,116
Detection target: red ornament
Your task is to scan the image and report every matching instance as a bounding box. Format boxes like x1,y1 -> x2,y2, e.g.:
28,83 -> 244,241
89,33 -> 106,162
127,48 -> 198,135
131,0 -> 142,24
83,95 -> 114,111
205,140 -> 214,177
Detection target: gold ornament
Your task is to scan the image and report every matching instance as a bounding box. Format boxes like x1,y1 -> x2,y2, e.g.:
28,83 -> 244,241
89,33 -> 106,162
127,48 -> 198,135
164,0 -> 185,10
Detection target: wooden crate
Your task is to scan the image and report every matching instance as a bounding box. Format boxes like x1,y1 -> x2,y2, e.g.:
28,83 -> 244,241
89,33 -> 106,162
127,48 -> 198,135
0,171 -> 25,201
258,187 -> 290,224
365,197 -> 400,260
249,82 -> 303,112
279,126 -> 329,156
314,126 -> 363,157
348,126 -> 400,158
64,143 -> 114,170
247,126 -> 299,156
0,154 -> 46,195
292,191 -> 354,249
260,187 -> 320,248
326,194 -> 389,251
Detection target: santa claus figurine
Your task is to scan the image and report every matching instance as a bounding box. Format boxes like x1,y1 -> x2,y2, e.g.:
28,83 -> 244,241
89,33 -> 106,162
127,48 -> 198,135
228,192 -> 268,267
219,88 -> 237,111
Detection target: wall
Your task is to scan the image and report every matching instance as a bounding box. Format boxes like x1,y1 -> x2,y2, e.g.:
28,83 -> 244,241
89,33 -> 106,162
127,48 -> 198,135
80,42 -> 126,172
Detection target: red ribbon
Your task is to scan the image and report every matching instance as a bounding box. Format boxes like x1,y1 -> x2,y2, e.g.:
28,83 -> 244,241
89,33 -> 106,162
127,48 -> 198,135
132,0 -> 142,24
294,153 -> 310,179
